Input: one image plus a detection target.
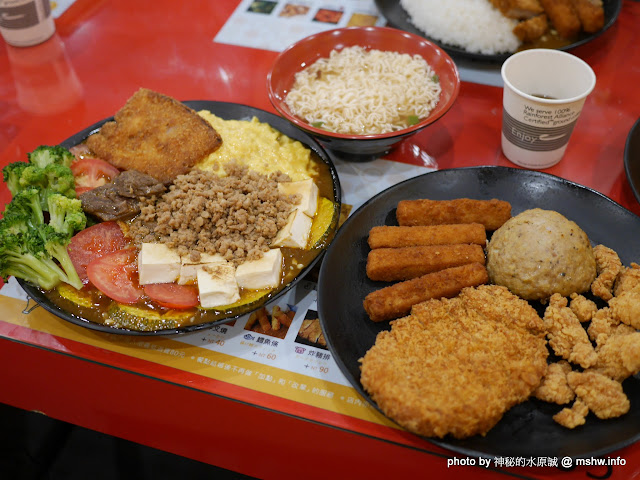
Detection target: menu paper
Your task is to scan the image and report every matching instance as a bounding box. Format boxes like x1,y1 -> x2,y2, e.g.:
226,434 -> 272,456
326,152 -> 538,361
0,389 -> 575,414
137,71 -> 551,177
215,0 -> 386,52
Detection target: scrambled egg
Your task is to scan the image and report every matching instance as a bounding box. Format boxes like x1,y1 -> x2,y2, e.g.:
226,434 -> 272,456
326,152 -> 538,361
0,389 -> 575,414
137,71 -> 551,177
197,111 -> 318,181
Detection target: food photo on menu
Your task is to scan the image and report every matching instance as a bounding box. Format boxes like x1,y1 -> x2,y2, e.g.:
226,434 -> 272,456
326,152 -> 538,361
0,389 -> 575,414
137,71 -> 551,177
0,0 -> 639,477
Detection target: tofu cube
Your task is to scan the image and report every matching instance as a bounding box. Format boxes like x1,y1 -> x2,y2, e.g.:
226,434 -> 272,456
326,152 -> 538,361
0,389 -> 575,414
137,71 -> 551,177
271,209 -> 312,249
235,248 -> 283,290
197,264 -> 240,308
278,179 -> 319,218
138,243 -> 181,285
178,252 -> 227,285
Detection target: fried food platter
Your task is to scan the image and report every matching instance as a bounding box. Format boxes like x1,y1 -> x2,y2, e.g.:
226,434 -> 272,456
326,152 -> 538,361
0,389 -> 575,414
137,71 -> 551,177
374,0 -> 623,62
18,101 -> 341,336
317,166 -> 640,458
624,117 -> 640,205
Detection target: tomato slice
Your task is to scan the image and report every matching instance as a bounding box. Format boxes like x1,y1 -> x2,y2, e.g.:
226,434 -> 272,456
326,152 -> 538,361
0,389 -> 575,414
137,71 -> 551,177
87,248 -> 143,304
68,222 -> 128,284
144,283 -> 199,309
71,157 -> 120,193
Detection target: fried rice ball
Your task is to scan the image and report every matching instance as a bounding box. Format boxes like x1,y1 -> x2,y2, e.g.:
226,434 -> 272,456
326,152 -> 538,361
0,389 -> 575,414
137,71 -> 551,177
486,209 -> 596,300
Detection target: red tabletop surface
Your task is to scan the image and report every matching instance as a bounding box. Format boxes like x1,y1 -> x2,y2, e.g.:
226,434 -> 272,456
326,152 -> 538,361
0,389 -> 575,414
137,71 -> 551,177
1,1 -> 640,479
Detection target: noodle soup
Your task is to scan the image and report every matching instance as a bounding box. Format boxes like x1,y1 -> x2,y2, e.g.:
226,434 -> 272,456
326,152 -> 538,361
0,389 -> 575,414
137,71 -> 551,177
284,46 -> 442,135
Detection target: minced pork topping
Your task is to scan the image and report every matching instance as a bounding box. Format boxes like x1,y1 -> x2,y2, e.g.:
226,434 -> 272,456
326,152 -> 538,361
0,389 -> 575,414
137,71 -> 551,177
128,163 -> 298,265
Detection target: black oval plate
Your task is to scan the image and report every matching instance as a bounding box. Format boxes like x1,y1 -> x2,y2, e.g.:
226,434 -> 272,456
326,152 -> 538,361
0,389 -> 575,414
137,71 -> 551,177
19,101 -> 342,336
317,166 -> 640,459
375,0 -> 623,63
624,117 -> 640,205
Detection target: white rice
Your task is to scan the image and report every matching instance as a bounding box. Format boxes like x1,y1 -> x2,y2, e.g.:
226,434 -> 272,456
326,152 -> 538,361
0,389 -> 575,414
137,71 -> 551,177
400,0 -> 521,55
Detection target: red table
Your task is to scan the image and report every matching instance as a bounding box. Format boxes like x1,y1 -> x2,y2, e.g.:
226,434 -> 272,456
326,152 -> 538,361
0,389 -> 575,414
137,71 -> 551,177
1,1 -> 639,479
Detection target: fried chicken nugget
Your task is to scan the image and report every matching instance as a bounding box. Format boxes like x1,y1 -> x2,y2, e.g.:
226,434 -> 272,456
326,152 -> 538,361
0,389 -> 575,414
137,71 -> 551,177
593,331 -> 640,382
396,198 -> 511,231
533,361 -> 575,405
614,263 -> 640,297
86,88 -> 222,183
543,294 -> 597,368
609,290 -> 640,329
569,293 -> 598,323
566,371 -> 630,420
553,399 -> 589,429
591,245 -> 622,301
360,285 -> 548,439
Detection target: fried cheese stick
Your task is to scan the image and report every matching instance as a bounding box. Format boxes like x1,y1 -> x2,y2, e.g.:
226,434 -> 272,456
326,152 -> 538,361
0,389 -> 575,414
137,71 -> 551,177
367,223 -> 486,249
363,262 -> 489,323
366,244 -> 486,282
396,198 -> 511,231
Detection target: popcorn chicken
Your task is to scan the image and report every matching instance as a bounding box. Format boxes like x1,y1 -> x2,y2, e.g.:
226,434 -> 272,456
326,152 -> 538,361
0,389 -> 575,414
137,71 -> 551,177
533,361 -> 575,405
591,244 -> 622,301
567,371 -> 630,420
543,294 -> 597,368
569,293 -> 598,323
553,399 -> 589,429
593,331 -> 640,382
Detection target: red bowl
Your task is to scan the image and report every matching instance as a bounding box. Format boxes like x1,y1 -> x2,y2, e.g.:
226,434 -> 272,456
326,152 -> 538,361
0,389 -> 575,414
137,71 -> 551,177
267,26 -> 460,159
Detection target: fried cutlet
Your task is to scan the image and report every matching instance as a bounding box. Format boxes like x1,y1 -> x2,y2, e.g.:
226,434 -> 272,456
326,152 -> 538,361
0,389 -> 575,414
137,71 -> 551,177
359,285 -> 548,439
513,14 -> 549,42
539,0 -> 582,38
85,88 -> 222,183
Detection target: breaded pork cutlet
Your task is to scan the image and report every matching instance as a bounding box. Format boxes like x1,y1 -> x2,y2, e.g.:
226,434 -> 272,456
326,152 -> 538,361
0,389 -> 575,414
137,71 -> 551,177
360,285 -> 548,439
86,88 -> 222,183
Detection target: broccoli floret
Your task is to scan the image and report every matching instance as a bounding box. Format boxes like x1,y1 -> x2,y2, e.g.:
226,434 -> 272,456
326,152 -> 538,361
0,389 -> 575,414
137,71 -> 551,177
40,225 -> 84,290
3,155 -> 78,206
47,193 -> 87,236
0,146 -> 87,291
27,145 -> 75,169
18,164 -> 47,191
3,188 -> 44,228
2,162 -> 29,196
41,163 -> 77,205
0,228 -> 67,290
0,190 -> 85,290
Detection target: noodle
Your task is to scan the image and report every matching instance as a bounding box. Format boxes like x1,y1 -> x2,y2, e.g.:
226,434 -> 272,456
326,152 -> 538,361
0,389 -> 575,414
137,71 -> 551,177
284,46 -> 442,135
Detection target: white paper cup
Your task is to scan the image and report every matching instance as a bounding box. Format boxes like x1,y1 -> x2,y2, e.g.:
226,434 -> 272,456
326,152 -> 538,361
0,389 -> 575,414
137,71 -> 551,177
501,49 -> 596,169
0,0 -> 55,47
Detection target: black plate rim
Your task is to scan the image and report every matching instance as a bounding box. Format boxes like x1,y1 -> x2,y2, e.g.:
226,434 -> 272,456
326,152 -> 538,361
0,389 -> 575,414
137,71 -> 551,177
19,101 -> 342,336
624,117 -> 640,205
374,0 -> 623,63
317,165 -> 640,459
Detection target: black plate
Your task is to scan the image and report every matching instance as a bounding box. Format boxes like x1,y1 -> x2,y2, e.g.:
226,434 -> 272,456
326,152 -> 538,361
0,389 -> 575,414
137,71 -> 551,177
317,166 -> 640,459
19,101 -> 342,336
375,0 -> 622,63
624,118 -> 640,204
